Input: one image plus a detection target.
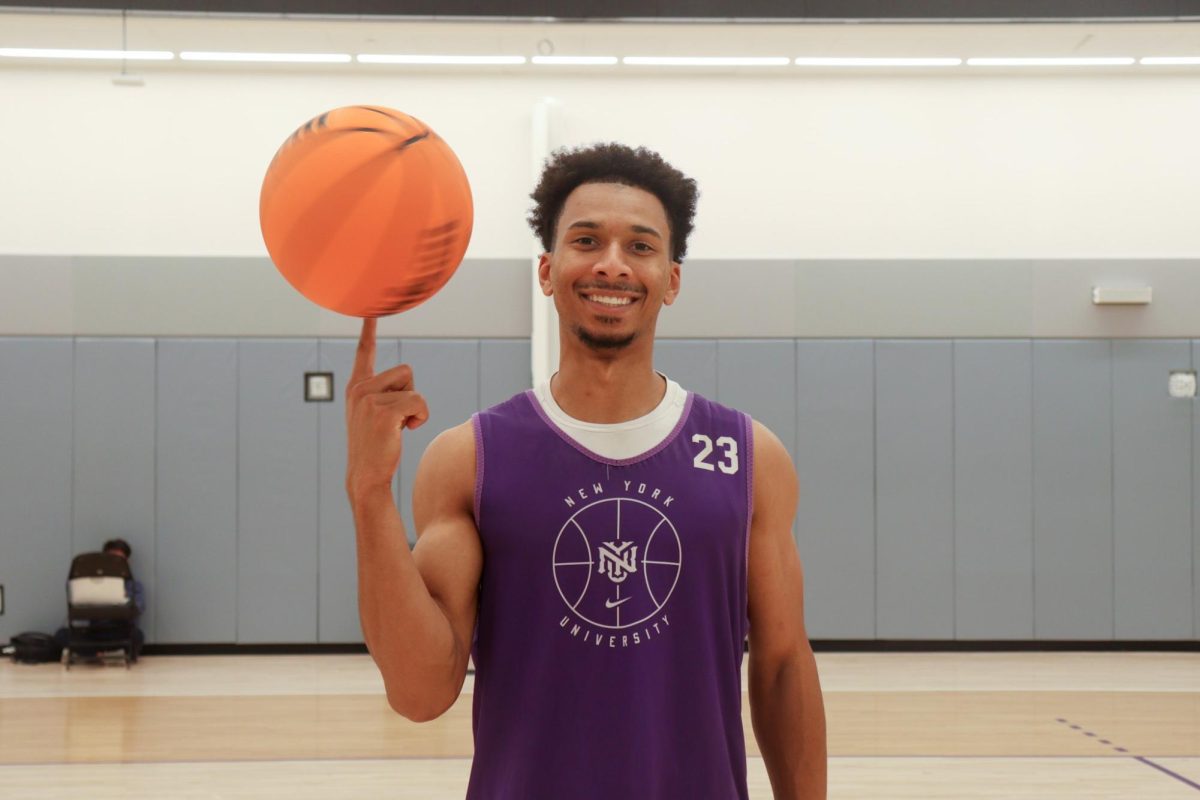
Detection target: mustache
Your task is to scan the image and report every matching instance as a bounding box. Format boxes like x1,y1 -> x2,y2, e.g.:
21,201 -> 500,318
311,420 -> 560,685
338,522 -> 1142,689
577,281 -> 644,295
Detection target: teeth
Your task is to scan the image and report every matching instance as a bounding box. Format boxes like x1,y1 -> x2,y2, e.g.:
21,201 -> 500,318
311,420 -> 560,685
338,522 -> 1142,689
586,294 -> 633,307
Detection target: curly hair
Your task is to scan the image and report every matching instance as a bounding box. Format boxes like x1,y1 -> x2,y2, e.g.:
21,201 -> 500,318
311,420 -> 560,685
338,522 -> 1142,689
528,143 -> 699,263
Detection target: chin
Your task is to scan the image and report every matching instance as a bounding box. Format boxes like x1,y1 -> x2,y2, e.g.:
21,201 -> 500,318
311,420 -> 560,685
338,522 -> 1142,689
573,324 -> 637,351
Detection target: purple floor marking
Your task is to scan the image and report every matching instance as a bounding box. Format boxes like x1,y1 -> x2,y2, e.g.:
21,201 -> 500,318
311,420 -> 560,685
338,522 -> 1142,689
1135,757 -> 1200,792
1058,716 -> 1200,793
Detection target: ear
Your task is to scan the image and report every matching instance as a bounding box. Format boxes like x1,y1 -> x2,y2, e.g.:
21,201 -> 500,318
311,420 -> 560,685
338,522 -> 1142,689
662,261 -> 682,306
537,252 -> 554,296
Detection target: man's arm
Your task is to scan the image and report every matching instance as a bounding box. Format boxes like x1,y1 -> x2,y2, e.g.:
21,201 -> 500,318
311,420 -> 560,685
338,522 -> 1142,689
351,422 -> 482,722
346,318 -> 481,723
129,579 -> 145,616
747,420 -> 827,799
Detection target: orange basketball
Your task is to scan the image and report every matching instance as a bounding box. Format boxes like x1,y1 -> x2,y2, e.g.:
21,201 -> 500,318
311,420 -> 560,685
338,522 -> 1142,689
259,105 -> 473,318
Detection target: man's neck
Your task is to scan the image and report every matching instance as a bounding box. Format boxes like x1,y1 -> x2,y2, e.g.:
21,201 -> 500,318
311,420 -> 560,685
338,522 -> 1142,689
550,354 -> 666,424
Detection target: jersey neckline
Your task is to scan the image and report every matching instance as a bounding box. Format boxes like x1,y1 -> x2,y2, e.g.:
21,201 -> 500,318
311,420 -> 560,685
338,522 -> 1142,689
522,389 -> 696,467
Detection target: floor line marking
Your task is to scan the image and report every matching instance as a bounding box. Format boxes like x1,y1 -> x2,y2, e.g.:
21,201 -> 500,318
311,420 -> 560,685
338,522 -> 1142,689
1056,717 -> 1200,793
1135,757 -> 1200,792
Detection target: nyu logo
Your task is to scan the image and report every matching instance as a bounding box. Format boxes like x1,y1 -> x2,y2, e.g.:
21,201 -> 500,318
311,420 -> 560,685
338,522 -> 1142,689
598,541 -> 638,584
552,496 -> 682,631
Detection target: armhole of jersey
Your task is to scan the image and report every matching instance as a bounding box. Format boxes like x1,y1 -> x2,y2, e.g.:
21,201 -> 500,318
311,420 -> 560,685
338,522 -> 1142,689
743,412 -> 755,642
471,412 -> 485,528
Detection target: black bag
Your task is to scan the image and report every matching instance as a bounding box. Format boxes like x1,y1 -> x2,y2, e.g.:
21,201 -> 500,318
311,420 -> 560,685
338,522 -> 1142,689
7,631 -> 63,664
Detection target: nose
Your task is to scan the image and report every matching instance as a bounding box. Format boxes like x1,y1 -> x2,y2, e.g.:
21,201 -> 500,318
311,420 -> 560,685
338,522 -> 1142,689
592,240 -> 632,280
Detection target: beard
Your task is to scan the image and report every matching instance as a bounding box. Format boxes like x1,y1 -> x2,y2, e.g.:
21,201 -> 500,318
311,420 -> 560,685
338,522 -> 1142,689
572,321 -> 637,351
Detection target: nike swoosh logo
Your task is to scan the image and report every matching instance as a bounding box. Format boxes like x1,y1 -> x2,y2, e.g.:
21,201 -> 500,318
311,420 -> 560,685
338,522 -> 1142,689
605,597 -> 631,609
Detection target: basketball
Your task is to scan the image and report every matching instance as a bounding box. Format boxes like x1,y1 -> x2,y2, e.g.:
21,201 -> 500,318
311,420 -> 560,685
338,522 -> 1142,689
259,105 -> 473,318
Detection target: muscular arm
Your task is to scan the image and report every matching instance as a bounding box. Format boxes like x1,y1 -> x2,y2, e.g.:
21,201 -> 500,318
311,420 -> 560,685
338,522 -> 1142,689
351,422 -> 482,721
747,421 -> 827,799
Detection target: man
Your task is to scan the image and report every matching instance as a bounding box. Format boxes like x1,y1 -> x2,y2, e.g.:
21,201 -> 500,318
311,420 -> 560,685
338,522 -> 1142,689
346,143 -> 826,798
102,539 -> 145,659
56,538 -> 145,660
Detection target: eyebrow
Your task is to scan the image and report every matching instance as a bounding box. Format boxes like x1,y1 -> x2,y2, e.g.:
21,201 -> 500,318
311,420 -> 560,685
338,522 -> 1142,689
565,220 -> 664,240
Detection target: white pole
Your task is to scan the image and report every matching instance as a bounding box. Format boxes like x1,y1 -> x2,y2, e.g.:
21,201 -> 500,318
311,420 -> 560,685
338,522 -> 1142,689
531,97 -> 560,388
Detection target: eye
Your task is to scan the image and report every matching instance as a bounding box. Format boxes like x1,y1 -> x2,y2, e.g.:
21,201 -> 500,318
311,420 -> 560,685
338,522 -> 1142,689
572,236 -> 597,246
631,241 -> 655,253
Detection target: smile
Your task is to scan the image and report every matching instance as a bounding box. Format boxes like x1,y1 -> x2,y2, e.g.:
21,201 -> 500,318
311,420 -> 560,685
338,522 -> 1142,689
582,293 -> 636,308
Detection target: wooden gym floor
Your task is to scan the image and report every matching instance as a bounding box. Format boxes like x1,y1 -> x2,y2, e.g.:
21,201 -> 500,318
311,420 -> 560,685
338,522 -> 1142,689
1,652 -> 1198,798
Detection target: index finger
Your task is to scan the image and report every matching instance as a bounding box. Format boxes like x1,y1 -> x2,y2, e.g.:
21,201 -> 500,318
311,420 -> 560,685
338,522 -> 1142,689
350,318 -> 377,384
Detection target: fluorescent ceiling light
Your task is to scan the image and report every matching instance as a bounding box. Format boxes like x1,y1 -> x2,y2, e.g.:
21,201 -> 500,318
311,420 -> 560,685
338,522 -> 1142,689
357,54 -> 526,65
794,57 -> 962,67
180,51 -> 351,63
1140,56 -> 1200,65
532,56 -> 618,66
623,56 -> 789,66
967,57 -> 1135,66
0,47 -> 173,61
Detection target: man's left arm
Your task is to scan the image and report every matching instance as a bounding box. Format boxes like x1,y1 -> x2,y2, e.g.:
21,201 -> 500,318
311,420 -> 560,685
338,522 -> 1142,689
128,579 -> 145,616
747,420 -> 827,799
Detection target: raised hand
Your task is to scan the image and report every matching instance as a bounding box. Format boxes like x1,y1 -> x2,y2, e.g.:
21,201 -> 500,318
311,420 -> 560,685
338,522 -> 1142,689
344,318 -> 430,497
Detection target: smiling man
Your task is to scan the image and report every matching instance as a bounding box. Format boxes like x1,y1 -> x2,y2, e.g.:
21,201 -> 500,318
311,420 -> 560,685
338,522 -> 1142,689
345,143 -> 827,799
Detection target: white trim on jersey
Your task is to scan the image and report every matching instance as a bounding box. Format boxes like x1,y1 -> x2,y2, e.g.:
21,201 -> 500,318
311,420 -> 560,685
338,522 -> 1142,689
532,372 -> 688,460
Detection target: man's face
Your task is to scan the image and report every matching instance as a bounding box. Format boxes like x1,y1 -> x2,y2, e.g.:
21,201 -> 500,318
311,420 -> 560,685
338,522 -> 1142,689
538,182 -> 681,353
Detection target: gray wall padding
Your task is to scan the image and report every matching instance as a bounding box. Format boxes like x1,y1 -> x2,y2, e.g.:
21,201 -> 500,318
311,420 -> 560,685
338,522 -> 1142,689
0,339 -> 73,634
237,340 -> 320,643
954,341 -> 1034,639
875,342 -> 955,639
156,340 -> 239,643
1,336 -> 1197,643
795,341 -> 876,639
73,339 -> 158,640
1112,340 -> 1193,640
1032,341 -> 1115,640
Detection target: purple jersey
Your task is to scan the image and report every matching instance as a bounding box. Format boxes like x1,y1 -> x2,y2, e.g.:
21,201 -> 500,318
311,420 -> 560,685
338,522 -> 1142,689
466,389 -> 753,799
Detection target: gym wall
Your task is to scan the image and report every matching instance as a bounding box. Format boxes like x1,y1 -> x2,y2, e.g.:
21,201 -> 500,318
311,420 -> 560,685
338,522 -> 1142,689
2,15 -> 1199,262
4,332 -> 1198,644
2,12 -> 1198,644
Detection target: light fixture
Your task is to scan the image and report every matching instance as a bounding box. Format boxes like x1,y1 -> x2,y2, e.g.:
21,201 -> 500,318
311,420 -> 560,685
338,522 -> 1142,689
180,51 -> 351,63
357,54 -> 526,65
1092,286 -> 1152,305
0,48 -> 173,61
1140,56 -> 1200,65
794,57 -> 962,67
623,56 -> 789,67
531,55 -> 619,65
966,57 -> 1135,66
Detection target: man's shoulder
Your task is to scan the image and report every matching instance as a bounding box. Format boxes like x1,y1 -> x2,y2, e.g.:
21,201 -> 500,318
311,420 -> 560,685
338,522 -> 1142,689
679,391 -> 786,455
423,420 -> 476,463
683,389 -> 750,425
478,390 -> 532,417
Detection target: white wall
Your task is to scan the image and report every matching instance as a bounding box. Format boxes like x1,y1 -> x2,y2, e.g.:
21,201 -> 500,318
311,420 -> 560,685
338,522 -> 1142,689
3,13 -> 1200,261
